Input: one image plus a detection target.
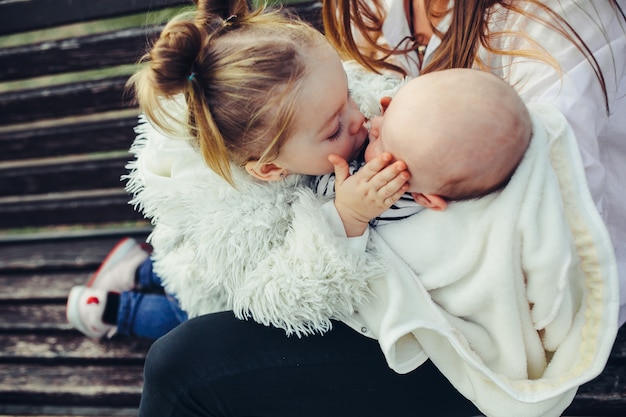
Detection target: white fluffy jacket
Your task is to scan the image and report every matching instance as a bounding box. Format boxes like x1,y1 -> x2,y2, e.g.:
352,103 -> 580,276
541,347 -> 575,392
124,62 -> 403,336
125,124 -> 387,336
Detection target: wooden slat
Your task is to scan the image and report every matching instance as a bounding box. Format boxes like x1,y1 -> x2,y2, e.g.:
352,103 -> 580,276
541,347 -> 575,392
0,334 -> 150,362
0,363 -> 143,407
0,233 -> 150,272
0,304 -> 68,332
0,27 -> 161,83
0,189 -> 145,229
0,77 -> 132,127
0,115 -> 138,162
0,404 -> 139,416
0,155 -> 131,197
0,272 -> 88,301
0,226 -> 153,244
0,0 -> 191,35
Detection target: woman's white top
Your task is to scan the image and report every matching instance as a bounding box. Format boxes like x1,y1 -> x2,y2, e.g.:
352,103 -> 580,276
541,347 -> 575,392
382,0 -> 626,325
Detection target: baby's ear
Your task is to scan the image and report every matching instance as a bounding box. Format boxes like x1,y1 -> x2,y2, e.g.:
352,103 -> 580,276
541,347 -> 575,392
380,96 -> 392,113
244,161 -> 285,182
411,193 -> 448,211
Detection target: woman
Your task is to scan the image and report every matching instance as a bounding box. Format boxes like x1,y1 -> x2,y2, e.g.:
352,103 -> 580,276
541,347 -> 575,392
139,1 -> 625,416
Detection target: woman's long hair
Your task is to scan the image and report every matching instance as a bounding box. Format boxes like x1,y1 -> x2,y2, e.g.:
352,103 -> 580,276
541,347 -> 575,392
323,0 -> 625,113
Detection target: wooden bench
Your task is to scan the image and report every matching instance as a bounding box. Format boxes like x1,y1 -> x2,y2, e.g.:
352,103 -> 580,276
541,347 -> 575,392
0,0 -> 622,415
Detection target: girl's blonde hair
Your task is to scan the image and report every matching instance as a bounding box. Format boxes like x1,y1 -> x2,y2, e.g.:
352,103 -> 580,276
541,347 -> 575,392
323,0 -> 625,113
128,0 -> 325,186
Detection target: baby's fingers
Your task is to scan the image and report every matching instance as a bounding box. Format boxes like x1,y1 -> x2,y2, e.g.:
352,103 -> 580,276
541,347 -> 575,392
358,153 -> 394,179
382,183 -> 411,207
377,167 -> 410,199
369,159 -> 409,190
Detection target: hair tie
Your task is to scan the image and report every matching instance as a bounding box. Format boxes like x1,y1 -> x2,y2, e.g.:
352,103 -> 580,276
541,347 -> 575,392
188,72 -> 196,81
223,14 -> 237,27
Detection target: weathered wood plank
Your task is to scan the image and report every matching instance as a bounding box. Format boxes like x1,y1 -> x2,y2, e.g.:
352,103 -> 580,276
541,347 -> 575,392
0,234 -> 150,272
0,0 -> 190,35
0,334 -> 150,362
0,115 -> 137,162
567,397 -> 626,417
0,27 -> 161,82
0,304 -> 70,332
0,226 -> 152,244
0,364 -> 143,406
0,404 -> 138,417
0,77 -> 132,127
0,155 -> 130,197
0,272 -> 88,301
0,408 -> 137,417
0,189 -> 145,229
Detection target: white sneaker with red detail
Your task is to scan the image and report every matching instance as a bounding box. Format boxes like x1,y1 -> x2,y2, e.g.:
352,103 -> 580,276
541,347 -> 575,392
66,285 -> 117,339
87,237 -> 150,293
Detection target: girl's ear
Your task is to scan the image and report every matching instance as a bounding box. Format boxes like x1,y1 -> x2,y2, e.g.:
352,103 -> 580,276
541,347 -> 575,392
411,193 -> 448,211
244,160 -> 286,182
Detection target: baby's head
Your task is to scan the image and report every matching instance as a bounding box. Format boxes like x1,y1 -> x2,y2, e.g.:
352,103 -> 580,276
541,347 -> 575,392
365,68 -> 531,210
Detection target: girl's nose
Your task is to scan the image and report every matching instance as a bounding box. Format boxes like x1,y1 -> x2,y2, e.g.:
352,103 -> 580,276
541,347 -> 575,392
347,98 -> 366,134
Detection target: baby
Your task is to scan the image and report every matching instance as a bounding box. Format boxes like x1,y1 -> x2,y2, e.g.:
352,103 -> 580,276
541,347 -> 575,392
347,68 -> 617,416
362,68 -> 531,212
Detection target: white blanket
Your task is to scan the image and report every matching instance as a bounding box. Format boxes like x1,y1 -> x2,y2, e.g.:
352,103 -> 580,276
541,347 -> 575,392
354,103 -> 619,416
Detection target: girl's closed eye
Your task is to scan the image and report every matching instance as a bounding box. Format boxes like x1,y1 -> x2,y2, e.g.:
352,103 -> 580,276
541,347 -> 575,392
328,122 -> 344,141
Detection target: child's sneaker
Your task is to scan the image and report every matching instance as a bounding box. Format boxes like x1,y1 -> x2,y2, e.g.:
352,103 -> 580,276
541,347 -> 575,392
66,286 -> 117,339
87,237 -> 150,293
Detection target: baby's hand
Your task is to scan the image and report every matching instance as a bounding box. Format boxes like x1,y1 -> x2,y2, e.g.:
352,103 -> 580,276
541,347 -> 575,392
329,153 -> 409,237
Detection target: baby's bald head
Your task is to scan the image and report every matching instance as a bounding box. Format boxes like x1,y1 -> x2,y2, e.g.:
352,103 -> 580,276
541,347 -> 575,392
367,68 -> 531,203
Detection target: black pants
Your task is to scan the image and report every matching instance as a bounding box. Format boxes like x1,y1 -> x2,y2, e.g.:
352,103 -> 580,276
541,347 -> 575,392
139,311 -> 480,417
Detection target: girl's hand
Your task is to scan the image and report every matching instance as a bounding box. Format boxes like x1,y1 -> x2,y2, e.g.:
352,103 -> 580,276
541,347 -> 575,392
329,153 -> 409,237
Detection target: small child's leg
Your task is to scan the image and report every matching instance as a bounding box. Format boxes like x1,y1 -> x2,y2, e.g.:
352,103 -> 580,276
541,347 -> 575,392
117,292 -> 187,340
65,238 -> 151,338
135,257 -> 166,293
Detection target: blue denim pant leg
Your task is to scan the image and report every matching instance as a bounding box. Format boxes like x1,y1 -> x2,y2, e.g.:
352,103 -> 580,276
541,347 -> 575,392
135,257 -> 164,291
117,291 -> 188,340
117,257 -> 188,340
